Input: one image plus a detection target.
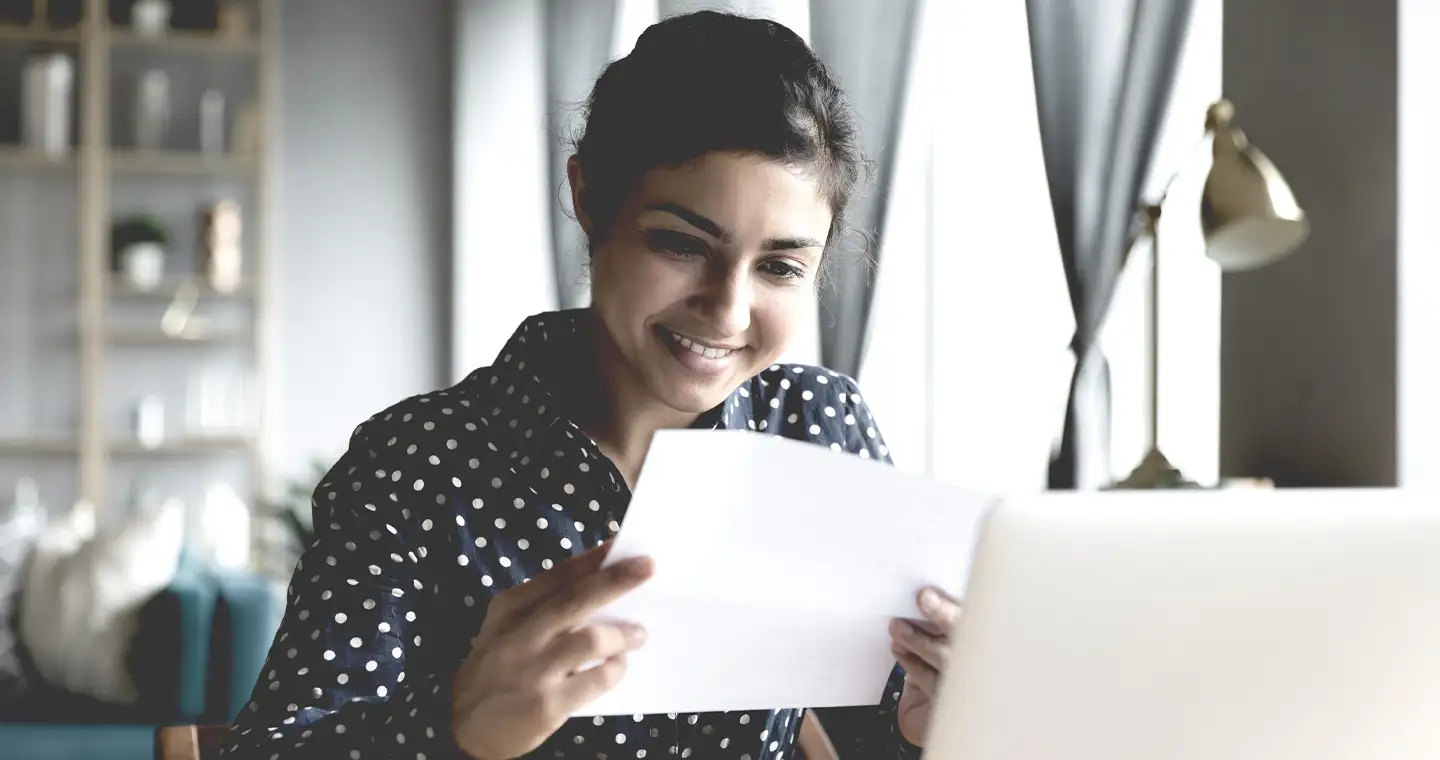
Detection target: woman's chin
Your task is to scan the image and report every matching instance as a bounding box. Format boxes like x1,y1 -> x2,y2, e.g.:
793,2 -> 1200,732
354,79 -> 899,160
644,365 -> 738,417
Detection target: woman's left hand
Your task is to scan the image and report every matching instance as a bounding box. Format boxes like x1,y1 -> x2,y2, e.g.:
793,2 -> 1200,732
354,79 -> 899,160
889,587 -> 961,746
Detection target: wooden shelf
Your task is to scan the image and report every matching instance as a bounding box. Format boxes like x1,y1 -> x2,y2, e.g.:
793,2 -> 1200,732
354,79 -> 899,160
0,437 -> 78,455
0,145 -> 78,170
0,25 -> 80,44
109,28 -> 258,56
111,434 -> 257,456
0,0 -> 277,533
110,149 -> 258,177
110,275 -> 255,300
109,328 -> 250,344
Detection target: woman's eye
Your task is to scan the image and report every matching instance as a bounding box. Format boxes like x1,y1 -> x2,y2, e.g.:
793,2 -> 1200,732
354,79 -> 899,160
761,259 -> 804,280
646,230 -> 707,257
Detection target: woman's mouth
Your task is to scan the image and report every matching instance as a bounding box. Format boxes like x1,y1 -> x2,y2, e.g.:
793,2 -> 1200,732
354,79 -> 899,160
656,326 -> 743,372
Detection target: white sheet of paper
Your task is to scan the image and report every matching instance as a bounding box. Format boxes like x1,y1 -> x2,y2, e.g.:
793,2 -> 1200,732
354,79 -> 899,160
576,429 -> 995,717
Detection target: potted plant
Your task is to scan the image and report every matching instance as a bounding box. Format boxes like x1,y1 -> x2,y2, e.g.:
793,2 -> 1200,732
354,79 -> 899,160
111,215 -> 170,291
255,459 -> 329,578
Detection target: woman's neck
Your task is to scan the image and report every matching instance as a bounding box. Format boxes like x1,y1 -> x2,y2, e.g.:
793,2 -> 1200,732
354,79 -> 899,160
565,315 -> 699,486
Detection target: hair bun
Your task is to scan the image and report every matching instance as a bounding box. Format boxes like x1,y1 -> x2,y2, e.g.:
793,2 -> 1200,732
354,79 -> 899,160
630,9 -> 809,64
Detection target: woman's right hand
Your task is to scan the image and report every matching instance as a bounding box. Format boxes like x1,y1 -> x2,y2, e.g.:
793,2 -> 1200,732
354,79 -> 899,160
450,546 -> 654,760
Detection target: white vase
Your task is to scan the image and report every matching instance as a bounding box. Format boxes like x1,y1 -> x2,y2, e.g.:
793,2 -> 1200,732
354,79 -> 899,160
121,242 -> 165,291
132,0 -> 171,37
21,54 -> 74,158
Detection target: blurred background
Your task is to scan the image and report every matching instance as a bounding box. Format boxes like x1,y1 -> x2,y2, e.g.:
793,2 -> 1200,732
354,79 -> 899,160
0,0 -> 1422,757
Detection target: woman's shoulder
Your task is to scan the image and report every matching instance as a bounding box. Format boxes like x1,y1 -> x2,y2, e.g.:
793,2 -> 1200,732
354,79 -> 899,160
746,362 -> 889,460
342,367 -> 506,454
749,362 -> 867,410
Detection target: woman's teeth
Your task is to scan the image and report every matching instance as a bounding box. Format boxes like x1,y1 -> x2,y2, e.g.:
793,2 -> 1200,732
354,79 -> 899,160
668,329 -> 735,359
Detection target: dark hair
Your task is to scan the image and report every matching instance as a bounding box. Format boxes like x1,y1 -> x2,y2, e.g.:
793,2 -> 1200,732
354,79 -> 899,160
570,10 -> 869,275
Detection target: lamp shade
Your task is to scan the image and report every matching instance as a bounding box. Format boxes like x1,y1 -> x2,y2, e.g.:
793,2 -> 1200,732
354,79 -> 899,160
1199,99 -> 1309,272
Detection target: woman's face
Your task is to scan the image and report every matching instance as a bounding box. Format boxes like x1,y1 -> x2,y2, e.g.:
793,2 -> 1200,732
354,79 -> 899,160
576,151 -> 833,416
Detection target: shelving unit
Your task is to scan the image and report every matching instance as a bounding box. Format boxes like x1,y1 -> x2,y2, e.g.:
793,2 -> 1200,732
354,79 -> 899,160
0,0 -> 277,537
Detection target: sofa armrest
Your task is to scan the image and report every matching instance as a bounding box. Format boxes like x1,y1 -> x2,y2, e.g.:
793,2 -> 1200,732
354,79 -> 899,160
128,554 -> 219,723
208,572 -> 283,722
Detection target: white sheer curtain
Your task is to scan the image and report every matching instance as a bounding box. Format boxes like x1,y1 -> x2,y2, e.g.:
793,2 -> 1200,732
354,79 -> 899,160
1102,0 -> 1222,486
452,0 -> 556,381
862,0 -> 1221,491
863,0 -> 1072,488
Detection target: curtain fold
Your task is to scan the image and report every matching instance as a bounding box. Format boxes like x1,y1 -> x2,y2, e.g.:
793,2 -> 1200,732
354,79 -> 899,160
808,0 -> 922,379
1025,0 -> 1194,489
545,0 -> 620,310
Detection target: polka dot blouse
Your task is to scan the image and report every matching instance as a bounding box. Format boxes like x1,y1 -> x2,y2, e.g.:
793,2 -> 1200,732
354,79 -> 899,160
221,310 -> 918,760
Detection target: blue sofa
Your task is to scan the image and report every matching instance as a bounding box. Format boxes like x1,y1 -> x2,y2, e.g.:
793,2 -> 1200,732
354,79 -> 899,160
0,552 -> 284,760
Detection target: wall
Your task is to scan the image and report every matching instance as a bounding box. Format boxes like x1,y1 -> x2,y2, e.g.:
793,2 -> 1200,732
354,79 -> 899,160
270,0 -> 452,476
1219,0 -> 1397,486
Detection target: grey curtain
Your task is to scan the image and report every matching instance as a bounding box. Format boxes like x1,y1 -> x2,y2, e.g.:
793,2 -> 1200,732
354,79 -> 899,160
1026,0 -> 1194,489
809,0 -> 922,379
546,0 -> 619,309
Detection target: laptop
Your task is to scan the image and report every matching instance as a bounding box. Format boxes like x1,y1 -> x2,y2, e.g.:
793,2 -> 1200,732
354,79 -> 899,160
922,488 -> 1440,760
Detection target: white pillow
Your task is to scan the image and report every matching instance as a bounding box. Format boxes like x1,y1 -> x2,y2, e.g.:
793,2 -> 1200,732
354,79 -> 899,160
20,498 -> 184,704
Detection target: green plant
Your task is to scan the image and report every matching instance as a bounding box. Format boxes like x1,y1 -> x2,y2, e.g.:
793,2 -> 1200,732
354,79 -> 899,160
111,214 -> 171,253
264,458 -> 331,549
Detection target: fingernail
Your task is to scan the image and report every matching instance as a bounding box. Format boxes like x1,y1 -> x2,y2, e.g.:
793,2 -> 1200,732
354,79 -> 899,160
626,624 -> 648,647
891,619 -> 915,638
920,589 -> 942,612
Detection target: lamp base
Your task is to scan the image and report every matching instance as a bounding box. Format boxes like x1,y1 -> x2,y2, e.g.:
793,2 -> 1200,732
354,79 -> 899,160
1110,447 -> 1201,490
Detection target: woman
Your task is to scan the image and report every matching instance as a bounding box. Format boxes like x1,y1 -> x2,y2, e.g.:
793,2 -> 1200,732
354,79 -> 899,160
222,10 -> 958,760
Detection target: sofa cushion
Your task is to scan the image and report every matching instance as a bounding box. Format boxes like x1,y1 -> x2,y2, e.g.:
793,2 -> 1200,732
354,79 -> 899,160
20,499 -> 184,705
0,479 -> 44,706
0,723 -> 155,760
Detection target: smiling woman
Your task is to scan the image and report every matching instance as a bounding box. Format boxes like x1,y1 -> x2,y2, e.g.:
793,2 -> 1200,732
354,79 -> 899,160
218,10 -> 952,760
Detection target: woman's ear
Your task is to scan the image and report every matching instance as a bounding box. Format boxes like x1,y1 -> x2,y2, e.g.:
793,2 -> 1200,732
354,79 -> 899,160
567,155 -> 593,237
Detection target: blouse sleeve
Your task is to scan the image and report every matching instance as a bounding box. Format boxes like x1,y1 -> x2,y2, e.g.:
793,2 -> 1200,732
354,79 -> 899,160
809,376 -> 923,760
219,414 -> 469,760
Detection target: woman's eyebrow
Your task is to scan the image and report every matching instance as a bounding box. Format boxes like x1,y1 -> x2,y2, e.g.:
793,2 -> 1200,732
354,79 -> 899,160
644,202 -> 730,242
643,202 -> 824,251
